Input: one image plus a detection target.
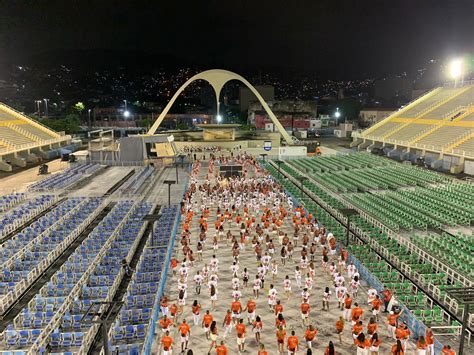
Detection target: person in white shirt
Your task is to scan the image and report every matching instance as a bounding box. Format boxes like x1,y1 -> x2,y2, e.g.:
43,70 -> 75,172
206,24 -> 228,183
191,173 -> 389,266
193,271 -> 203,295
295,266 -> 302,288
283,275 -> 292,300
253,275 -> 262,298
267,285 -> 278,310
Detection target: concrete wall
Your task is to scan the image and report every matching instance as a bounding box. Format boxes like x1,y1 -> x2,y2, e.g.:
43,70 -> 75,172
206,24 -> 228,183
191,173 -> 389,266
464,160 -> 474,175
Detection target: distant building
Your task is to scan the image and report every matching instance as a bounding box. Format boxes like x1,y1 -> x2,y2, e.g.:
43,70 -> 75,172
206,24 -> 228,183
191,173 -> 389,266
248,99 -> 317,131
239,85 -> 274,112
359,108 -> 395,125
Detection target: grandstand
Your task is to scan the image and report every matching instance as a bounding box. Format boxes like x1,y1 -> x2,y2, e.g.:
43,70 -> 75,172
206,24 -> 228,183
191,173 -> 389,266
352,82 -> 474,174
0,103 -> 71,172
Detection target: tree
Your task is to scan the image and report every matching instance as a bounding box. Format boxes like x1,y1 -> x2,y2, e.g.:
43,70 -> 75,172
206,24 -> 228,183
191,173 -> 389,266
39,114 -> 81,134
73,102 -> 85,114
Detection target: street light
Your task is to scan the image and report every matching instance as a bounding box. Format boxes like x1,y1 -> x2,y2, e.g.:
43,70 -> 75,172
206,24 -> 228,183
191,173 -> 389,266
216,115 -> 223,123
123,110 -> 130,118
163,180 -> 176,206
88,109 -> 92,128
334,107 -> 341,119
43,98 -> 49,118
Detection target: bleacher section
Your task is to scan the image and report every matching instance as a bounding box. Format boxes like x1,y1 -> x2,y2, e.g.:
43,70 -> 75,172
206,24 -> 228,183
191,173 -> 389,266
0,103 -> 71,171
352,83 -> 474,165
108,205 -> 178,354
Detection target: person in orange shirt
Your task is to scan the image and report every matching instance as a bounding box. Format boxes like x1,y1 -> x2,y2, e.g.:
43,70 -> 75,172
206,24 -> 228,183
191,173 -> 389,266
244,299 -> 257,324
235,319 -> 246,353
371,295 -> 383,321
231,300 -> 242,325
276,326 -> 287,353
274,300 -> 283,316
202,310 -> 214,340
215,341 -> 228,355
351,303 -> 364,325
367,317 -> 378,337
395,322 -> 410,352
441,345 -> 456,355
305,325 -> 318,349
178,319 -> 191,352
222,309 -> 233,338
159,315 -> 173,334
352,320 -> 363,342
417,335 -> 428,355
355,333 -> 370,353
324,340 -> 336,355
169,303 -> 178,323
336,316 -> 345,344
426,327 -> 435,355
258,343 -> 268,355
252,315 -> 263,344
370,332 -> 382,354
343,293 -> 352,321
300,301 -> 310,327
170,259 -> 178,277
160,331 -> 173,355
391,339 -> 404,355
387,309 -> 403,340
287,330 -> 299,355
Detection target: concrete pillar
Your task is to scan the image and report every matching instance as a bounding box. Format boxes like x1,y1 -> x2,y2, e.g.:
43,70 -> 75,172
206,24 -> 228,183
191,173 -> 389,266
0,160 -> 12,172
11,155 -> 26,167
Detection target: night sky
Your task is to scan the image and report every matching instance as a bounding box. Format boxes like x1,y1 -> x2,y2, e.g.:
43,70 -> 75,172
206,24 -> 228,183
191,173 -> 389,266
0,0 -> 473,77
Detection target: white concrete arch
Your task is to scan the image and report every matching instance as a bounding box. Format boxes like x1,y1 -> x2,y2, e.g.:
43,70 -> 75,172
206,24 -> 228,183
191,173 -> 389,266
147,69 -> 293,144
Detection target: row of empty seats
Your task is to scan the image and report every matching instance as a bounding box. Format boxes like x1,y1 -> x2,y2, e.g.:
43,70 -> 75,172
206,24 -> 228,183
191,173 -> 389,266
0,193 -> 26,213
0,195 -> 57,238
29,164 -> 102,191
109,205 -> 178,355
0,199 -> 102,303
421,86 -> 474,119
3,201 -> 139,351
0,127 -> 35,147
118,167 -> 155,195
402,87 -> 462,118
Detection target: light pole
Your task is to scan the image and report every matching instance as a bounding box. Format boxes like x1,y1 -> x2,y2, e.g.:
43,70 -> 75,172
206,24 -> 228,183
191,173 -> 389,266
43,98 -> 49,118
339,208 -> 358,247
35,100 -> 42,116
88,109 -> 92,128
163,180 -> 176,206
143,213 -> 162,247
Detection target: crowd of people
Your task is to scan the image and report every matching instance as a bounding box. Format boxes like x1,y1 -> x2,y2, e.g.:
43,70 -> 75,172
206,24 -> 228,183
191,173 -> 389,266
155,155 -> 449,355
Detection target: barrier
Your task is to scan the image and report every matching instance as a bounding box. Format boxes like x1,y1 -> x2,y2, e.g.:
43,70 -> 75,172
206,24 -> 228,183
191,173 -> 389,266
142,168 -> 189,355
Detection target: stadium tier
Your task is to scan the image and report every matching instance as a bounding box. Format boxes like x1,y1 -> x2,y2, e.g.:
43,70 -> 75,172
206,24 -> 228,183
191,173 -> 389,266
0,103 -> 71,171
352,83 -> 474,172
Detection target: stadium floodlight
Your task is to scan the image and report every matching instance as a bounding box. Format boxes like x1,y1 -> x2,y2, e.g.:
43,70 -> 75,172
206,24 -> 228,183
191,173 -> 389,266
450,59 -> 462,79
334,107 -> 341,119
123,110 -> 130,118
216,115 -> 223,123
